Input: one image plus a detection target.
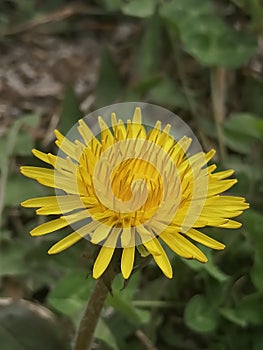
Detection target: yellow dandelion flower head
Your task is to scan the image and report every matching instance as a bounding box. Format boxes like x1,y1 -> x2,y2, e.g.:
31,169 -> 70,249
21,103 -> 249,280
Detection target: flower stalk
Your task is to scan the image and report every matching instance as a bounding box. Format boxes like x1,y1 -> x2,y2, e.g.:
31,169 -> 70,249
73,277 -> 110,350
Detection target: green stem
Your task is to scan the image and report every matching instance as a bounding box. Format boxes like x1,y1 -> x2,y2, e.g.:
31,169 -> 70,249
73,278 -> 110,350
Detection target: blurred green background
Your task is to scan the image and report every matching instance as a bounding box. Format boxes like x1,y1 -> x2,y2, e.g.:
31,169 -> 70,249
0,0 -> 263,349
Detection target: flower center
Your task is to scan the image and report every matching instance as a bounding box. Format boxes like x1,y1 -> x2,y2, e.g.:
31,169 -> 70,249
110,158 -> 163,205
77,146 -> 164,227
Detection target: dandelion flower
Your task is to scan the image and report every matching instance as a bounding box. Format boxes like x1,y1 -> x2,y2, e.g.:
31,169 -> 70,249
21,105 -> 249,280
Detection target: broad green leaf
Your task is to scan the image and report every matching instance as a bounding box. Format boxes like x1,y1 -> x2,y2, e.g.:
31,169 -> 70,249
243,78 -> 263,116
161,0 -> 257,68
138,14 -> 161,80
220,295 -> 263,328
111,273 -> 140,300
5,175 -> 45,206
107,273 -> 149,325
203,250 -> 229,282
0,239 -> 31,275
107,292 -> 142,324
59,86 -> 83,135
0,299 -> 70,350
224,113 -> 263,139
147,77 -> 188,109
237,293 -> 263,325
19,113 -> 41,128
183,250 -> 228,282
184,294 -> 219,332
219,308 -> 247,327
223,113 -> 263,154
48,271 -> 95,317
0,113 -> 39,177
242,210 -> 263,291
95,318 -> 119,350
182,258 -> 203,271
102,0 -> 122,11
13,131 -> 34,156
252,331 -> 263,350
95,47 -> 122,108
122,0 -> 156,18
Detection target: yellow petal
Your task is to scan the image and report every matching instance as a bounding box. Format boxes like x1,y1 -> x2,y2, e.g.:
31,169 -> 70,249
65,209 -> 91,224
32,149 -> 51,164
132,107 -> 142,124
20,166 -> 80,194
207,179 -> 237,196
21,196 -> 59,208
48,232 -> 82,254
48,220 -> 101,254
93,232 -> 120,279
136,225 -> 158,252
160,231 -> 197,259
205,195 -> 249,210
32,209 -> 91,235
184,228 -> 225,250
121,246 -> 135,279
111,113 -> 127,140
121,227 -> 132,247
77,119 -> 101,150
144,238 -> 173,278
170,136 -> 192,165
212,169 -> 235,180
137,244 -> 150,257
22,195 -> 86,214
202,209 -> 243,218
160,231 -> 208,263
54,129 -> 82,160
98,116 -> 114,149
20,166 -> 54,179
30,218 -> 67,236
207,164 -> 217,174
90,223 -> 112,244
219,220 -> 242,229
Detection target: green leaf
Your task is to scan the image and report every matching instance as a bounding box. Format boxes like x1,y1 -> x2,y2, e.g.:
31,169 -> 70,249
243,78 -> 263,116
13,131 -> 34,156
101,0 -> 122,11
237,293 -> 263,325
107,274 -> 149,325
0,113 -> 39,172
48,271 -> 95,317
107,292 -> 142,325
0,299 -> 70,350
0,239 -> 31,276
161,0 -> 257,68
184,294 -> 219,333
219,308 -> 247,327
182,258 -> 203,271
147,77 -> 188,109
242,210 -> 263,292
59,86 -> 83,135
220,293 -> 263,328
203,251 -> 229,283
122,0 -> 156,18
183,250 -> 229,282
225,113 -> 263,139
19,113 -> 41,128
223,113 -> 263,154
95,318 -> 119,350
95,47 -> 122,108
5,175 -> 45,207
137,14 -> 161,80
